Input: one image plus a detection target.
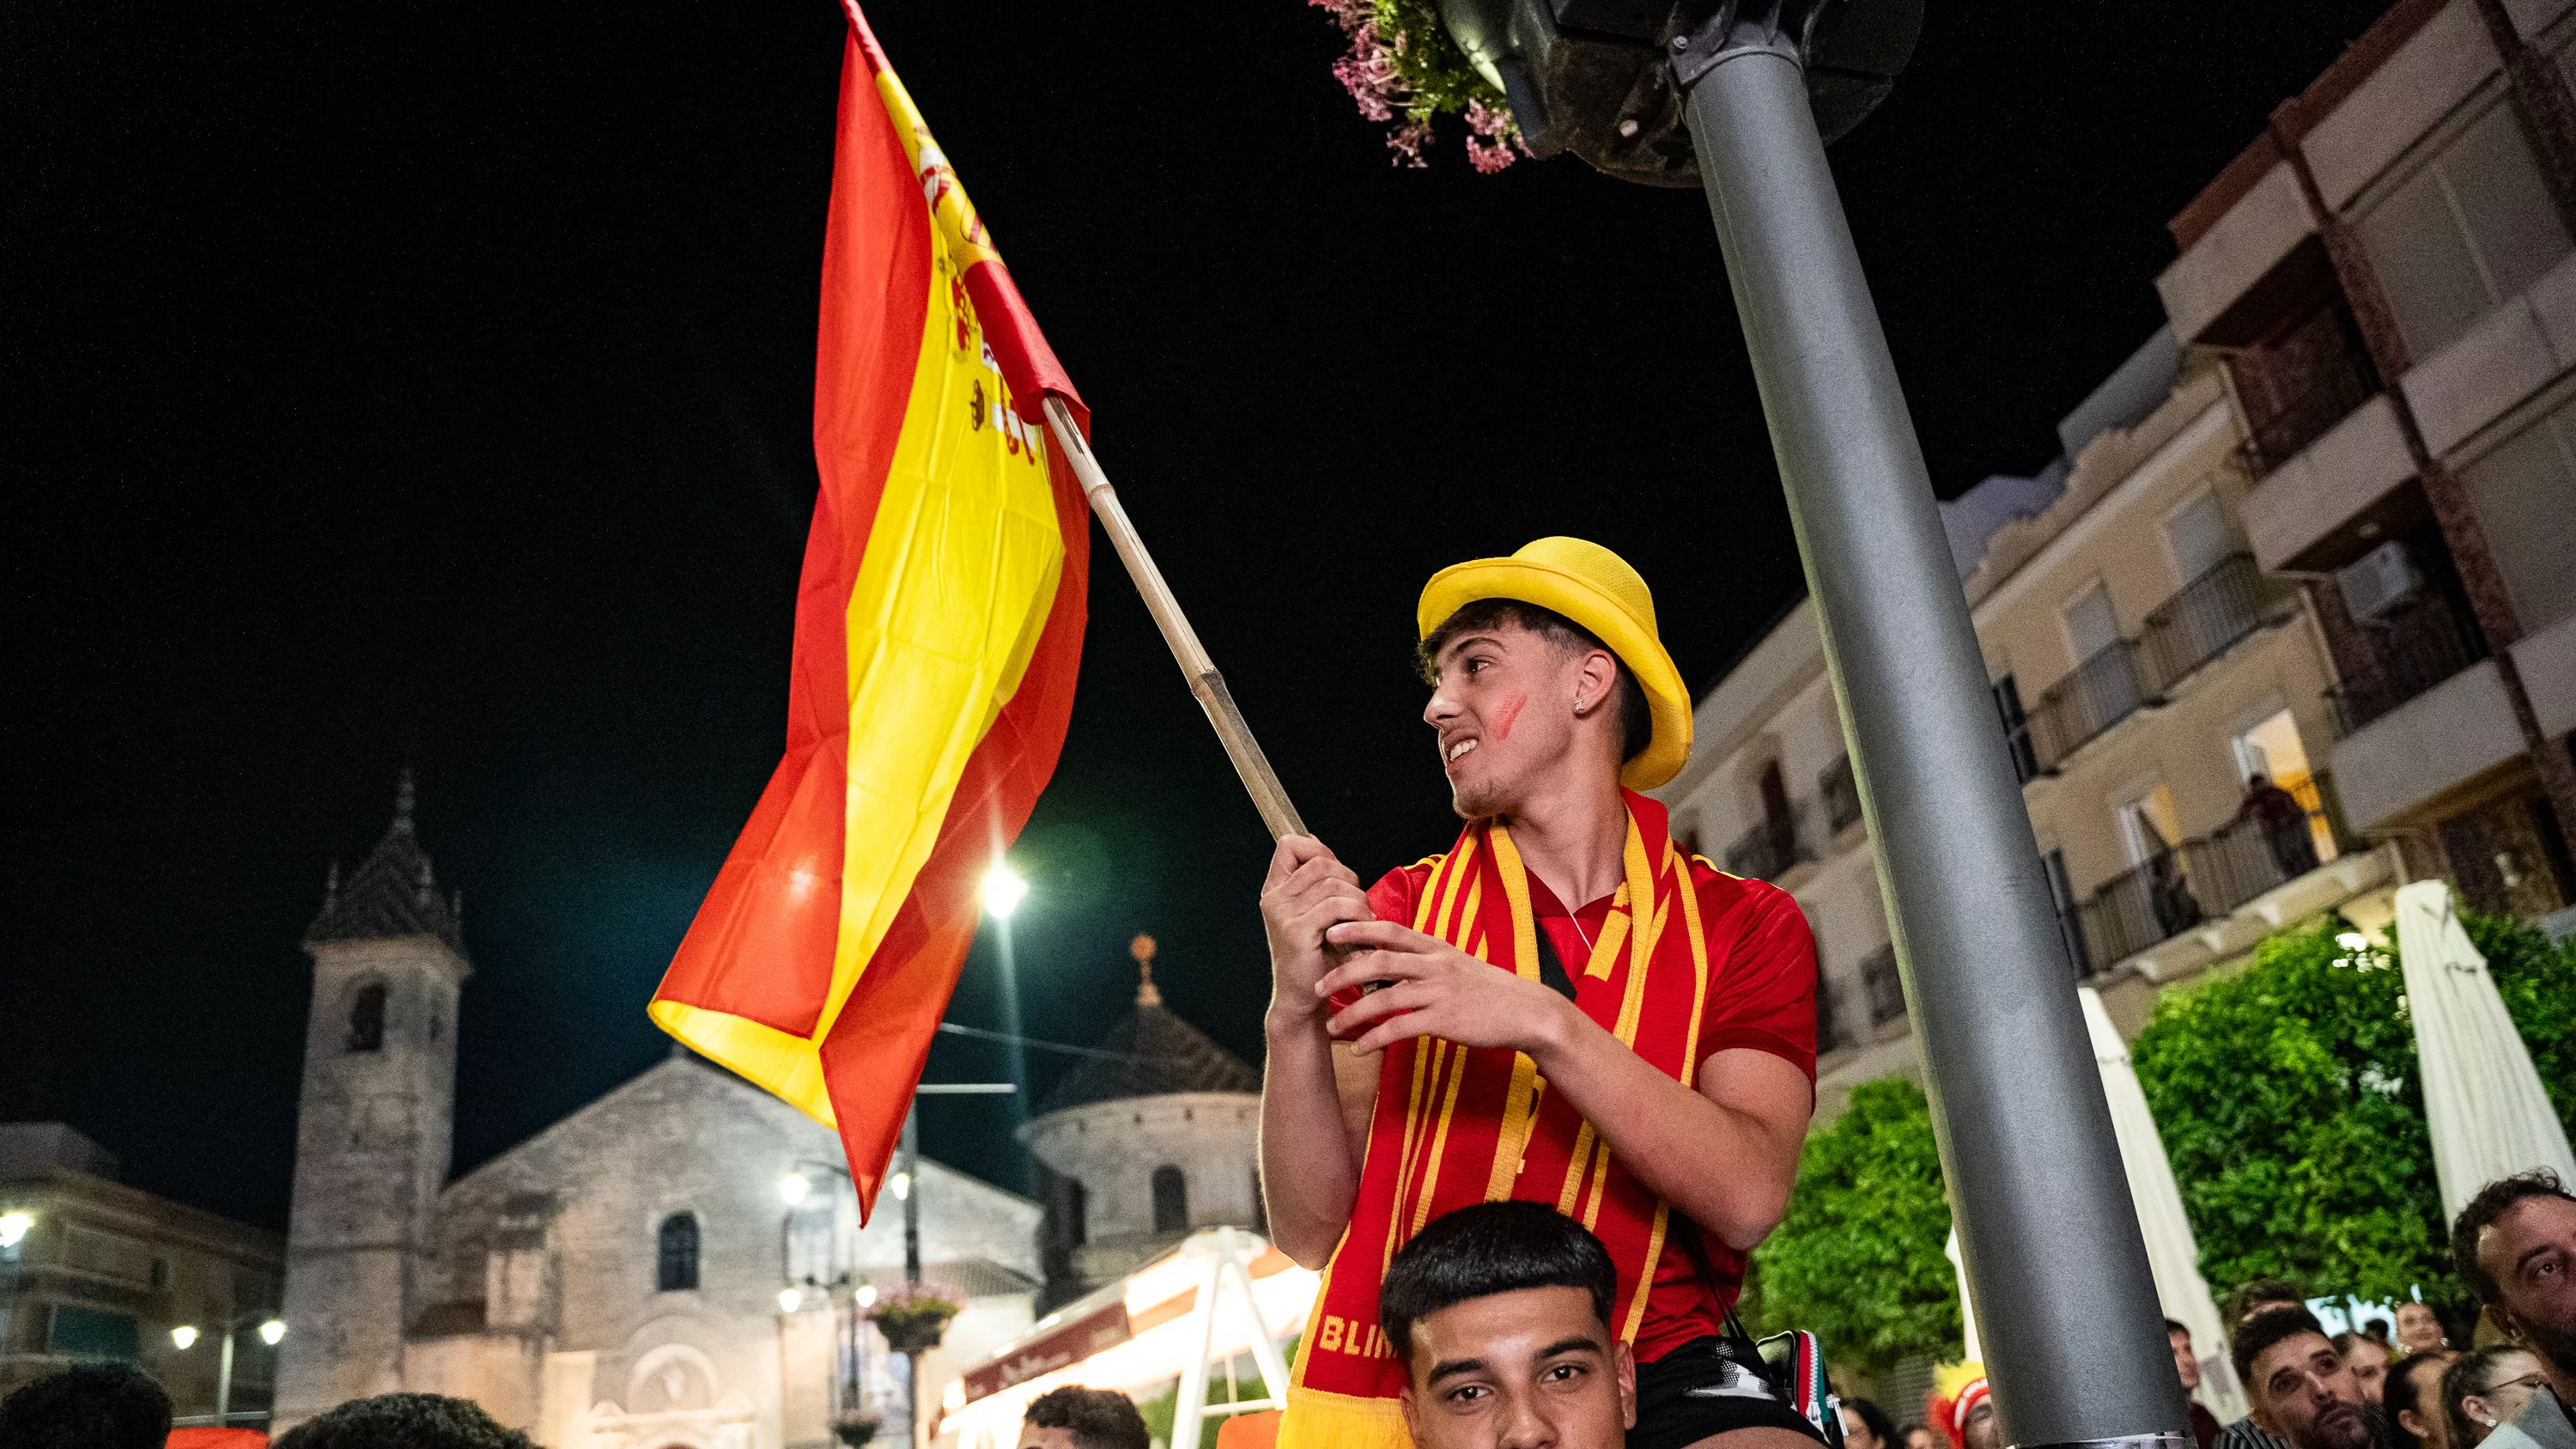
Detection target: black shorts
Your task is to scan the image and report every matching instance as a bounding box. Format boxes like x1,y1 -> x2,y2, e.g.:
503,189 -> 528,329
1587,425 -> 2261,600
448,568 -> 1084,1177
1631,1336 -> 1829,1449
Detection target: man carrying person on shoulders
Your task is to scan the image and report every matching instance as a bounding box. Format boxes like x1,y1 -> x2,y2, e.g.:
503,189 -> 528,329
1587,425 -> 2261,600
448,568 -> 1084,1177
1258,539 -> 1823,1449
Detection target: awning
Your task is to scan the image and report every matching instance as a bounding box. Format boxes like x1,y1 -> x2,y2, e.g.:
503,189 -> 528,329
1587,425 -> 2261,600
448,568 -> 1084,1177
938,1227 -> 1317,1448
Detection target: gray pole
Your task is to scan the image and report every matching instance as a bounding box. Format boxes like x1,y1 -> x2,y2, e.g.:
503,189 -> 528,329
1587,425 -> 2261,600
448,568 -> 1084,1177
901,1104 -> 921,1286
1673,15 -> 2186,1448
216,1324 -> 235,1426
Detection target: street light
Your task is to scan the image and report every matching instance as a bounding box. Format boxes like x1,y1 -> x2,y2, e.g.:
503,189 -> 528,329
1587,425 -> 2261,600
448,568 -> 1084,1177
778,1171 -> 813,1206
0,1212 -> 30,1248
979,861 -> 1028,919
169,1312 -> 287,1425
779,1287 -> 805,1314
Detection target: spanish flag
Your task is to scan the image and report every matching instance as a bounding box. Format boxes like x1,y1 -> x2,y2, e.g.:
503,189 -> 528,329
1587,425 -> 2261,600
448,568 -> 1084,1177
649,3 -> 1090,1217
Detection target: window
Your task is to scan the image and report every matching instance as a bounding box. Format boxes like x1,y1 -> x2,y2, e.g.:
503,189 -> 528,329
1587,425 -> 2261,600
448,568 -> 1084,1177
347,983 -> 386,1053
47,1306 -> 139,1361
2232,708 -> 2339,866
2063,583 -> 2121,666
2163,490 -> 2232,587
656,1213 -> 700,1293
1991,676 -> 2038,784
1151,1166 -> 1188,1234
2356,94 -> 2573,360
2116,785 -> 2186,868
2458,403 -> 2576,633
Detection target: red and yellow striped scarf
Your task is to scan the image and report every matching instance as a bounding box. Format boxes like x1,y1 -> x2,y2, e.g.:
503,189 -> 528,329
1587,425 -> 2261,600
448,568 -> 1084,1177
1278,795 -> 1718,1449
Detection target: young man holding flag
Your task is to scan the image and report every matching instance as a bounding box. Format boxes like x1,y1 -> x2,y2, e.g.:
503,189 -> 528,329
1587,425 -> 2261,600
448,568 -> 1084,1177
1260,538 -> 1825,1449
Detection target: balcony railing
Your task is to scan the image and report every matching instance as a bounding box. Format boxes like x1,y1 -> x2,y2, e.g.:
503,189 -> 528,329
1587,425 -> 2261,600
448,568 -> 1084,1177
1860,943 -> 1905,1026
1820,755 -> 1863,834
2030,640 -> 2157,770
2241,356 -> 2378,476
2237,305 -> 2379,476
2140,555 -> 2298,691
2072,809 -> 2336,971
1723,815 -> 1809,882
2326,598 -> 2489,734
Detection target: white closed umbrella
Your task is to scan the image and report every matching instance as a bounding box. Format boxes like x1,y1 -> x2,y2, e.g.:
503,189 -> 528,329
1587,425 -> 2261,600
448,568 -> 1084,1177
2081,986 -> 2247,1422
2394,880 -> 2576,1221
1945,1226 -> 1982,1364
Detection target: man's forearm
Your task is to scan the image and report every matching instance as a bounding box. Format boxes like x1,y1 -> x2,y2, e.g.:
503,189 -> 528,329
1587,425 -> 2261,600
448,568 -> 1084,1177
1528,1007 -> 1801,1251
1259,1008 -> 1360,1266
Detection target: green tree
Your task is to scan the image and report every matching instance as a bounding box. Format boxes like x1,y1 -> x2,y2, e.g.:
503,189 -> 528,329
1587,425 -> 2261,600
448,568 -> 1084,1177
2129,910 -> 2576,1318
1747,1075 -> 1959,1373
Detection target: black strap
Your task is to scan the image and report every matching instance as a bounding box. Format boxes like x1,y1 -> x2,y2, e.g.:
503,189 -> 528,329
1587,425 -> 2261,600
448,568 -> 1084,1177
1529,918 -> 1579,1002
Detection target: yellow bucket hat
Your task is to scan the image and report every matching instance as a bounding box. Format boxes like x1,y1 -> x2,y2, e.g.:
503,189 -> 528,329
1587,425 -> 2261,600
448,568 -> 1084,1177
1417,537 -> 1692,790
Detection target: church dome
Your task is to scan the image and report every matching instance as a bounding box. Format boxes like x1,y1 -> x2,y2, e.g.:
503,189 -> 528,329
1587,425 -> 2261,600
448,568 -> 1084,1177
1035,935 -> 1255,1112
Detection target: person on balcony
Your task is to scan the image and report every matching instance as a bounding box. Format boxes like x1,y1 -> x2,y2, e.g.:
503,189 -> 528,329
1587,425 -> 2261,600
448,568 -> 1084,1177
2237,773 -> 2319,880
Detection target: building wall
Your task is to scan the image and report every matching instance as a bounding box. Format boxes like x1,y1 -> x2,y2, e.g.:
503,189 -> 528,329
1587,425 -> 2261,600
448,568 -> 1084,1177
0,1143 -> 285,1418
1018,1093 -> 1262,1283
274,933 -> 467,1428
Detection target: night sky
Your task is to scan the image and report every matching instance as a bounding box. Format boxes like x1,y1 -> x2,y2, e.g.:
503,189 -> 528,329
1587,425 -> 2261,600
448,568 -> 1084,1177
9,1 -> 2393,1229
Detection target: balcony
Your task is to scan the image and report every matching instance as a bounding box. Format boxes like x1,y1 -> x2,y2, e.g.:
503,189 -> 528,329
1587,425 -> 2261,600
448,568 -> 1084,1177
1819,755 -> 1863,835
1723,815 -> 1809,883
2140,554 -> 2299,693
2030,641 -> 2158,770
2072,804 -> 2339,971
2235,303 -> 2379,476
1859,944 -> 1905,1027
2326,597 -> 2489,734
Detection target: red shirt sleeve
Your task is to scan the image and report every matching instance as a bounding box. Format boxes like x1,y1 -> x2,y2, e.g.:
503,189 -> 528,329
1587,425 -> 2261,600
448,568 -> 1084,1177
1692,866 -> 1820,1082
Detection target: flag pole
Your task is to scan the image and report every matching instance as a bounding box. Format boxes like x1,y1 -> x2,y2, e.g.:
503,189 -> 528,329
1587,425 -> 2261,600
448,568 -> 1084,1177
1042,395 -> 1308,842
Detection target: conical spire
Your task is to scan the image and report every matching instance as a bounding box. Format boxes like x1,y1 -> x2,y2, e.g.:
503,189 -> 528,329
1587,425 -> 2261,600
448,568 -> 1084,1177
1037,934 -> 1256,1114
306,769 -> 465,953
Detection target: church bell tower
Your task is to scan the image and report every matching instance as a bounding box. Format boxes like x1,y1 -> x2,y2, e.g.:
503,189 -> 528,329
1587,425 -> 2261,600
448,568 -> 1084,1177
271,772 -> 470,1428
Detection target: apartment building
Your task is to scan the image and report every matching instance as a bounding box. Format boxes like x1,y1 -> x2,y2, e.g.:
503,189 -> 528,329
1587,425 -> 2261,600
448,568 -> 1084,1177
2159,0 -> 2576,921
1656,335 -> 2400,1105
0,1122 -> 286,1422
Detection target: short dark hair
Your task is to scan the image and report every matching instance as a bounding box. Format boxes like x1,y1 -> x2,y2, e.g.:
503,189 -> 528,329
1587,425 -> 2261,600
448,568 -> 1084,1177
2385,1352 -> 2449,1449
2223,1276 -> 2306,1327
1418,600 -> 1651,766
271,1393 -> 537,1449
2450,1169 -> 2574,1305
1380,1202 -> 1617,1364
2166,1318 -> 2190,1340
1842,1397 -> 1898,1445
1021,1385 -> 1150,1449
2232,1306 -> 2327,1395
0,1364 -> 171,1449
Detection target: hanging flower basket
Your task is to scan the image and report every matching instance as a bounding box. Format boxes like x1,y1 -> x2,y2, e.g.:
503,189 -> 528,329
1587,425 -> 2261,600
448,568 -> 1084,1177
1309,0 -> 1526,171
834,1415 -> 883,1447
868,1287 -> 962,1355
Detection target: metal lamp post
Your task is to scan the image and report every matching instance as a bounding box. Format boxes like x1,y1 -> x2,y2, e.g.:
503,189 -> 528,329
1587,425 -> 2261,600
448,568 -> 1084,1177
1435,2 -> 2190,1444
172,1311 -> 288,1427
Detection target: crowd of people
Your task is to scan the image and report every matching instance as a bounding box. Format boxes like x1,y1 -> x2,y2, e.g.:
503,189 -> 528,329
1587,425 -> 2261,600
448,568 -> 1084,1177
2,1167 -> 2568,1449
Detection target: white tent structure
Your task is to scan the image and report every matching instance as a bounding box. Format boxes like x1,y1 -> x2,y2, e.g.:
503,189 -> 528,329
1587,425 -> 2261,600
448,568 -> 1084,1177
2393,880 -> 2576,1221
2081,987 -> 2248,1422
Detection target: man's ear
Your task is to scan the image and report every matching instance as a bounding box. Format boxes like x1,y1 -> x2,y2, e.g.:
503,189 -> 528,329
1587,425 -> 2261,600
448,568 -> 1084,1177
1400,1384 -> 1423,1446
1615,1340 -> 1637,1430
1575,649 -> 1618,714
2483,1301 -> 2524,1343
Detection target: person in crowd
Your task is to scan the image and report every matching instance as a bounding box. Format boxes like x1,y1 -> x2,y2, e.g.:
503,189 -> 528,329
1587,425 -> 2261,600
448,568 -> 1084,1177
1018,1385 -> 1151,1449
1928,1366 -> 1997,1449
1262,542 -> 1827,1449
2396,1303 -> 2452,1359
1376,1201 -> 1641,1449
2389,1349 -> 2463,1449
270,1393 -> 535,1449
2337,1332 -> 2394,1400
2235,772 -> 2318,878
2233,1306 -> 2372,1449
2366,1322 -> 2396,1350
1899,1422 -> 1941,1449
2442,1349 -> 2550,1447
2451,1171 -> 2576,1449
0,1364 -> 171,1449
2216,1280 -> 2312,1449
1838,1398 -> 1896,1449
2172,1318 -> 2225,1449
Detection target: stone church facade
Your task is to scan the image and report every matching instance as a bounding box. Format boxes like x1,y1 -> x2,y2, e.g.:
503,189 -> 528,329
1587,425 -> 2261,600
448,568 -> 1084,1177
271,783 -> 1042,1448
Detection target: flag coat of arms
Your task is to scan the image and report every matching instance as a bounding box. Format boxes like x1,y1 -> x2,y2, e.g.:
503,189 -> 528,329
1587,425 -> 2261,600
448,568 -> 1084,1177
650,3 -> 1090,1217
